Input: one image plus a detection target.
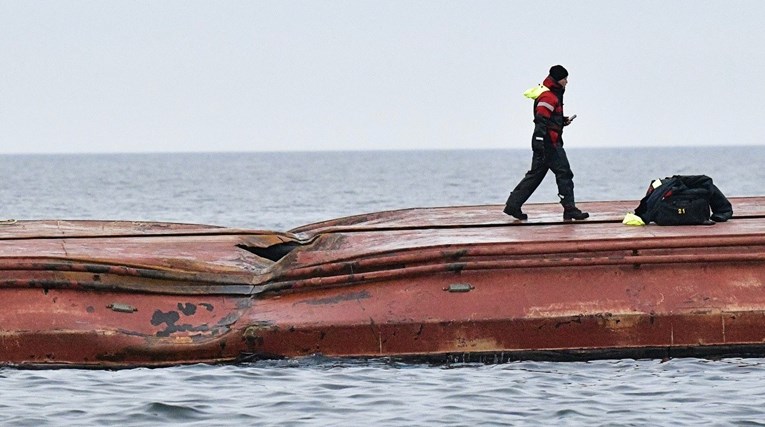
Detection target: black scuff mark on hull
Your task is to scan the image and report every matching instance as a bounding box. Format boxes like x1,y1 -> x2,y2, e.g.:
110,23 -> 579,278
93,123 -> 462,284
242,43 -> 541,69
150,309 -> 210,338
84,265 -> 111,274
446,263 -> 465,274
178,303 -> 197,316
444,249 -> 468,261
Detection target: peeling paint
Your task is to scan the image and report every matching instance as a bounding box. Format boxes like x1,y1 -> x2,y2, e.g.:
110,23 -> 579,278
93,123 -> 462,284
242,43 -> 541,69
178,303 -> 197,316
453,337 -> 499,351
150,309 -> 210,337
732,276 -> 763,289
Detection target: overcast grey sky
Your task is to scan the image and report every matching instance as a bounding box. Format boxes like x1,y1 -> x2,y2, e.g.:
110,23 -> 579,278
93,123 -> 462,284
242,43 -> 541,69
1,1 -> 763,154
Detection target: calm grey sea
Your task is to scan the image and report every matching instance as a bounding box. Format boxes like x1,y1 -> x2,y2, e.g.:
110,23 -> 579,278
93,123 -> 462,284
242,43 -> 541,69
1,147 -> 765,426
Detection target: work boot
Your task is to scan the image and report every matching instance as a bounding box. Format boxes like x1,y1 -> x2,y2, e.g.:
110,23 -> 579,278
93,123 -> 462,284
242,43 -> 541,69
563,205 -> 589,221
503,205 -> 527,220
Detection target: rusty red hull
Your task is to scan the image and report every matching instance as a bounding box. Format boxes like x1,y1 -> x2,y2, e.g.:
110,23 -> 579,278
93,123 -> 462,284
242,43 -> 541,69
2,198 -> 765,367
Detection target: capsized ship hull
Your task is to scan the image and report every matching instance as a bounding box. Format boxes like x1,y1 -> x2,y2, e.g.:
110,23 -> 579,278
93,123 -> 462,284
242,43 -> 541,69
2,198 -> 765,368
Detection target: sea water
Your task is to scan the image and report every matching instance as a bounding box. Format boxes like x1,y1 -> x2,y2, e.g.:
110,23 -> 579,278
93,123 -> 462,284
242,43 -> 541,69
0,147 -> 764,426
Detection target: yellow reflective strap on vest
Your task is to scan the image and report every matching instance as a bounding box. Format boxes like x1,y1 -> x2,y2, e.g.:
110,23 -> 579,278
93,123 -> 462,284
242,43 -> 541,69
523,84 -> 549,100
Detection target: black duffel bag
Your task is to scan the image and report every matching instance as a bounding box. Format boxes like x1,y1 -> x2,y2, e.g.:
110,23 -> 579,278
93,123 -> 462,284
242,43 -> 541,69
635,175 -> 733,225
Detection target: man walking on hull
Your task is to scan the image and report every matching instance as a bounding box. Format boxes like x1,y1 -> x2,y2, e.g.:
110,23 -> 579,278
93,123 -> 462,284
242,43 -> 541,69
504,65 -> 589,221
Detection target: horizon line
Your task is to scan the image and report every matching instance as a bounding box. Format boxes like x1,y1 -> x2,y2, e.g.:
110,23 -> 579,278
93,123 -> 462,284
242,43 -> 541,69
0,144 -> 762,156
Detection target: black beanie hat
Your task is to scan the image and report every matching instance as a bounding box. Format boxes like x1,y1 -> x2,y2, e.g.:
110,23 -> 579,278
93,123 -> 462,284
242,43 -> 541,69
549,65 -> 568,81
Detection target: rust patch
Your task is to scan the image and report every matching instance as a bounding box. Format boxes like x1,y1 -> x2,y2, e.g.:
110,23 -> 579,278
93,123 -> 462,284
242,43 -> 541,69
597,313 -> 642,330
528,303 -> 638,318
452,337 -> 499,351
301,290 -> 371,306
555,316 -> 583,328
243,321 -> 277,348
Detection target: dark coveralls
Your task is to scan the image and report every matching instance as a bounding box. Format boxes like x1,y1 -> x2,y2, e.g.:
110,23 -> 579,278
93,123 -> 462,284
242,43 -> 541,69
505,76 -> 576,209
